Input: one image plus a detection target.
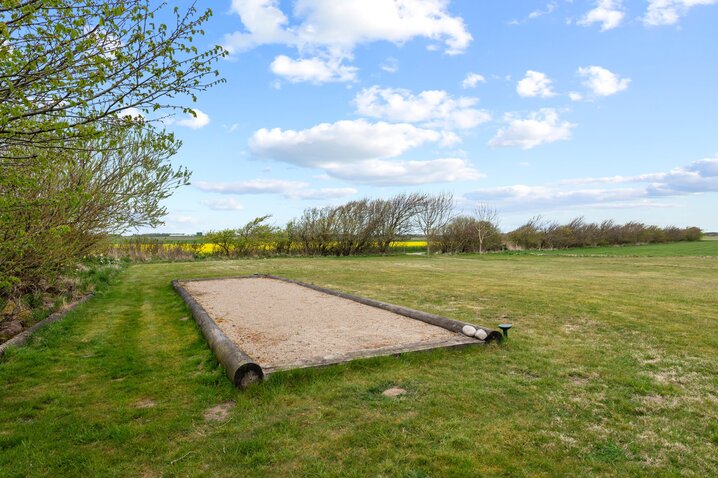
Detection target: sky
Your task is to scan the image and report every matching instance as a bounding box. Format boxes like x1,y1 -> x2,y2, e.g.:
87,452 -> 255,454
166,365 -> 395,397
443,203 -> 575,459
145,0 -> 718,234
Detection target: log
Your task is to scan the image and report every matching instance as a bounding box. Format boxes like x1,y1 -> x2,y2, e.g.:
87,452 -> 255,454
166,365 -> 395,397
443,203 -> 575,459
176,274 -> 503,344
172,280 -> 263,388
261,274 -> 504,343
0,293 -> 94,358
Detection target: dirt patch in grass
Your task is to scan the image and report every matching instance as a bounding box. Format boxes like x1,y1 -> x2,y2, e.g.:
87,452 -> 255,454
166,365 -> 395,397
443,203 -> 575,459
204,401 -> 234,422
382,387 -> 407,397
136,399 -> 156,409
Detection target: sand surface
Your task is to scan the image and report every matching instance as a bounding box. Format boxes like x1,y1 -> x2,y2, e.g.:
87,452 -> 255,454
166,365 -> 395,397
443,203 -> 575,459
182,277 -> 461,370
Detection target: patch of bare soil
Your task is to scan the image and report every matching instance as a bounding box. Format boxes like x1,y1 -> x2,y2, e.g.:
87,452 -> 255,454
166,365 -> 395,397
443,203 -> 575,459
382,387 -> 407,397
204,401 -> 234,421
136,399 -> 156,409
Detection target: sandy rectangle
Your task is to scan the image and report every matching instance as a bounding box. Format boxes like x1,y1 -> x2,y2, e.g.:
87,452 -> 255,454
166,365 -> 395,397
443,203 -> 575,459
181,277 -> 466,371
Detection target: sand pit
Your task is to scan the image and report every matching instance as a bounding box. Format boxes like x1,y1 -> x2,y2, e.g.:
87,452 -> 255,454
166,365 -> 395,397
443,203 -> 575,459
174,275 -> 500,386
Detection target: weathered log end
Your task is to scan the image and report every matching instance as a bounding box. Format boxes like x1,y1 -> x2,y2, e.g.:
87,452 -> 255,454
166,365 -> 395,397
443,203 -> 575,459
174,280 -> 265,390
234,363 -> 264,389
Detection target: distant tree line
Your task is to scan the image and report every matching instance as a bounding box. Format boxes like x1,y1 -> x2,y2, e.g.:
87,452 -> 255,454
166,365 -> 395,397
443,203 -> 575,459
506,216 -> 702,250
199,194 -> 702,258
206,192 -> 439,257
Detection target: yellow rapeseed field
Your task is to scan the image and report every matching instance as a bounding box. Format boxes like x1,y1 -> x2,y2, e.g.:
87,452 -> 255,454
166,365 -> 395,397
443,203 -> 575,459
109,240 -> 428,257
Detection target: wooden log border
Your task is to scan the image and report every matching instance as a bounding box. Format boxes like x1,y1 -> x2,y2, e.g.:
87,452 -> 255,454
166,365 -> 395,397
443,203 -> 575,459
0,293 -> 94,359
262,335 -> 481,375
172,280 -> 264,389
174,274 -> 503,388
260,274 -> 504,343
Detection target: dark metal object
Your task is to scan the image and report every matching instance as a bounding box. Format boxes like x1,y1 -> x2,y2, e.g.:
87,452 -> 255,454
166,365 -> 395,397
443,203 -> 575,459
498,323 -> 513,338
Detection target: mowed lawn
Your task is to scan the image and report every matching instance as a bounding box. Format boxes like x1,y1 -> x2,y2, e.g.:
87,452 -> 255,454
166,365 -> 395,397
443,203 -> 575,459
1,244 -> 717,477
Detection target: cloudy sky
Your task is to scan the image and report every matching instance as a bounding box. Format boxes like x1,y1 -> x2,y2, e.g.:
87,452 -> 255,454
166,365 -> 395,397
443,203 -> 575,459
151,0 -> 718,233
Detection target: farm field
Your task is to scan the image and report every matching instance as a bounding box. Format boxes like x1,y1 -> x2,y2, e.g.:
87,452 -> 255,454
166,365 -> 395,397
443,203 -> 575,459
106,238 -> 429,257
1,243 -> 717,476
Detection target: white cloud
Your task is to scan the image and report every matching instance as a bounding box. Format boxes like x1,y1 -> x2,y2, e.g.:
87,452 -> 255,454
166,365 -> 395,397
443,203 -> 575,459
270,55 -> 357,84
578,66 -> 630,96
322,158 -> 484,185
380,57 -> 399,73
224,0 -> 472,82
466,185 -> 643,210
465,156 -> 718,211
354,86 -> 491,130
118,107 -> 144,119
462,72 -> 486,89
249,119 -> 457,166
509,2 -> 558,24
247,118 -> 484,185
226,0 -> 293,52
578,0 -> 625,31
296,0 -> 472,55
197,179 -> 307,194
167,215 -> 201,225
201,198 -> 245,211
528,2 -> 558,19
516,70 -> 556,98
489,109 -> 575,150
176,109 -> 210,129
568,91 -> 584,102
644,0 -> 718,26
561,156 -> 718,195
196,179 -> 357,200
289,187 -> 359,199
222,122 -> 241,133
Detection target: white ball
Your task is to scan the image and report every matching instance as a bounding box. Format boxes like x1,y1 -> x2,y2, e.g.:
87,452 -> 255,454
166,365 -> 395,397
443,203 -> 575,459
462,325 -> 477,337
474,328 -> 488,340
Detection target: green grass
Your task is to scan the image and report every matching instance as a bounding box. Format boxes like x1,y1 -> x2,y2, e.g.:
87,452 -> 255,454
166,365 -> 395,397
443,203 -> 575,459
1,250 -> 717,476
506,239 -> 718,257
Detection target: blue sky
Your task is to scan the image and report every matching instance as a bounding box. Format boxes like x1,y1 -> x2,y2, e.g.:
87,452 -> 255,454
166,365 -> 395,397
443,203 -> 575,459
148,0 -> 718,233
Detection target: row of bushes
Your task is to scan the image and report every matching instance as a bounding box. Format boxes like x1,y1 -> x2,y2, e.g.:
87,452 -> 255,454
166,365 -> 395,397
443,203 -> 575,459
105,195 -> 702,260
507,217 -> 702,250
201,193 -> 436,257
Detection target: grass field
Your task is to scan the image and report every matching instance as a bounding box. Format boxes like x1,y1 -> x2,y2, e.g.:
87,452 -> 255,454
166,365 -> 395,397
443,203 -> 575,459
1,241 -> 717,476
507,240 -> 718,257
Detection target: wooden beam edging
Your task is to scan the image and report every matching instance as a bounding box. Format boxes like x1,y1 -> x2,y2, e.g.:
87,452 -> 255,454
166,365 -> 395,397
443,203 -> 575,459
172,280 -> 264,389
0,293 -> 94,359
262,335 -> 479,375
177,274 -> 503,343
259,274 -> 504,343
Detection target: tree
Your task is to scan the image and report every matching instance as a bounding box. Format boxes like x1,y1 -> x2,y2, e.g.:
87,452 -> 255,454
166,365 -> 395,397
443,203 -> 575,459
507,216 -> 546,250
289,207 -> 336,256
473,203 -> 500,254
415,192 -> 454,255
234,215 -> 276,256
373,193 -> 425,254
0,1 -> 224,300
0,0 -> 225,159
205,229 -> 236,257
0,123 -> 188,297
332,200 -> 379,256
